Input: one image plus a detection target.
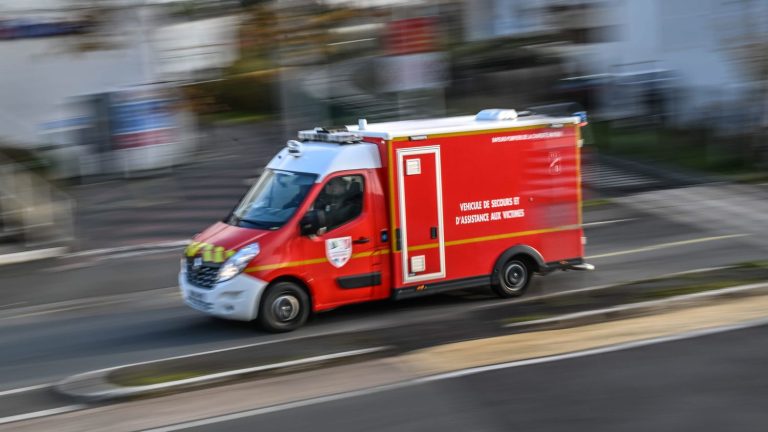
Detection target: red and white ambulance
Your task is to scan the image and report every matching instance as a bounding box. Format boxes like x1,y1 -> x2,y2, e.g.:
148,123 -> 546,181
180,107 -> 593,332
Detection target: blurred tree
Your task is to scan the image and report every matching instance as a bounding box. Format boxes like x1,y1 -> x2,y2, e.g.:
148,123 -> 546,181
235,1 -> 279,69
240,0 -> 271,6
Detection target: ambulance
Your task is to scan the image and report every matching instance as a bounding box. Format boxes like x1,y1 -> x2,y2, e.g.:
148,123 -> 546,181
180,107 -> 594,332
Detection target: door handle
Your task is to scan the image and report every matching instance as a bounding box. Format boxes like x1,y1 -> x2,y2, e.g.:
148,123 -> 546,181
430,227 -> 438,239
353,237 -> 370,244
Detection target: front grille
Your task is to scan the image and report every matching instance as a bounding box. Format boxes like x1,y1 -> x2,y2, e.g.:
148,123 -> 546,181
186,260 -> 220,289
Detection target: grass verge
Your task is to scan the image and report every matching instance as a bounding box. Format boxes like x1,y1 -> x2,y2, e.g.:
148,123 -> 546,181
499,261 -> 768,325
114,371 -> 207,387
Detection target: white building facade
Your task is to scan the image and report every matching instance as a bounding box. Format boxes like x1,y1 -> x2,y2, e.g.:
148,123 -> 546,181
0,0 -> 239,148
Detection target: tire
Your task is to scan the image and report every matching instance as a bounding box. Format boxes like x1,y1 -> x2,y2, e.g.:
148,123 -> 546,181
258,282 -> 310,333
492,259 -> 531,298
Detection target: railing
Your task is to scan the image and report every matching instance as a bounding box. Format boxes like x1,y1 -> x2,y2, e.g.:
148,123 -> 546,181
0,153 -> 75,249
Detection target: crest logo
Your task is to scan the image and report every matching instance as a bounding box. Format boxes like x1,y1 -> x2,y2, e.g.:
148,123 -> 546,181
325,236 -> 352,268
192,257 -> 203,270
548,151 -> 562,175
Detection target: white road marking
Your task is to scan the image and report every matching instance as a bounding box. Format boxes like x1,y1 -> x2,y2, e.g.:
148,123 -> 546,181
43,261 -> 96,273
586,234 -> 749,260
0,302 -> 26,310
0,405 -> 85,426
0,384 -> 49,397
0,247 -> 68,266
144,317 -> 768,432
63,240 -> 189,259
581,218 -> 637,227
0,287 -> 179,320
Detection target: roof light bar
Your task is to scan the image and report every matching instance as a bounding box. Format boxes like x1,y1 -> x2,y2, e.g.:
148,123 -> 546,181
475,109 -> 518,121
298,128 -> 362,144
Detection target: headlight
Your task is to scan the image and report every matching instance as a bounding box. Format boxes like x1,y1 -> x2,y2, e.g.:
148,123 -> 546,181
217,243 -> 260,283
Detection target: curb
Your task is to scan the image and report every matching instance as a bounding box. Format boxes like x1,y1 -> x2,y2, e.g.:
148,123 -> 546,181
52,282 -> 768,404
56,347 -> 388,402
505,282 -> 768,332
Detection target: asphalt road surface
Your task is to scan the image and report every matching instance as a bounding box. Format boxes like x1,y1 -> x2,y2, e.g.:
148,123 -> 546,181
183,323 -> 768,432
0,201 -> 764,389
0,184 -> 766,423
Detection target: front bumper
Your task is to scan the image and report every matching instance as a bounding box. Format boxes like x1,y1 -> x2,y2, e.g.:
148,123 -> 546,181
179,270 -> 268,321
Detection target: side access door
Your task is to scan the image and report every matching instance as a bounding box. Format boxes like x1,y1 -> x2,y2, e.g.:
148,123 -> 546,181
396,146 -> 446,284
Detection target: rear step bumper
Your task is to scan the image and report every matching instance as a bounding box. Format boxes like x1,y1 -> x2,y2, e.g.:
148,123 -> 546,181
569,263 -> 595,271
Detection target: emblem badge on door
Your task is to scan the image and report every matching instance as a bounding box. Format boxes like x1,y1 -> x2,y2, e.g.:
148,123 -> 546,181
326,236 -> 352,268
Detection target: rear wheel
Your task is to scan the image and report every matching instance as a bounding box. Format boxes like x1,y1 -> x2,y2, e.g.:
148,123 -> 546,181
492,258 -> 531,298
258,282 -> 310,332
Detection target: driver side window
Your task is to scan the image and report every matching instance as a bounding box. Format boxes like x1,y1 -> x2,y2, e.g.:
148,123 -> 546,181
311,175 -> 364,231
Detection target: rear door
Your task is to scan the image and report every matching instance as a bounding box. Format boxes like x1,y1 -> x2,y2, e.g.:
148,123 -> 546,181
396,146 -> 446,284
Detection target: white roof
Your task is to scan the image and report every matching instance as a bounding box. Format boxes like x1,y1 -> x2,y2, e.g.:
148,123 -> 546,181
266,141 -> 381,182
347,113 -> 579,140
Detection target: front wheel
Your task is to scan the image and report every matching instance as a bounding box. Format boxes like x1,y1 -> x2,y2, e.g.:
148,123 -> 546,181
258,282 -> 310,332
492,259 -> 531,298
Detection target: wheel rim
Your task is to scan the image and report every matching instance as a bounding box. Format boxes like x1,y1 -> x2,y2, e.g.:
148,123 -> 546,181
503,263 -> 526,291
272,294 -> 300,322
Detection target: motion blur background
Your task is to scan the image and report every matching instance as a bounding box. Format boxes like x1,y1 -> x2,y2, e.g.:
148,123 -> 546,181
0,0 -> 766,257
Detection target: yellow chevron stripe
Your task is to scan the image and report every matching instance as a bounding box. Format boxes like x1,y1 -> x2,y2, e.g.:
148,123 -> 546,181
401,225 -> 580,253
444,225 -> 580,247
246,248 -> 394,272
185,241 -> 238,262
243,226 -> 579,272
247,257 -> 329,272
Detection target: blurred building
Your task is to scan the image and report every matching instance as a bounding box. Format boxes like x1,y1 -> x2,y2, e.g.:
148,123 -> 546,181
463,0 -> 551,41
462,0 -> 766,131
602,0 -> 767,130
0,0 -> 239,153
534,0 -> 766,129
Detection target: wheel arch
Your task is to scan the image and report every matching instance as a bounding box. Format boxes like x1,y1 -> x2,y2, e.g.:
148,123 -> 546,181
265,275 -> 315,312
491,245 -> 545,286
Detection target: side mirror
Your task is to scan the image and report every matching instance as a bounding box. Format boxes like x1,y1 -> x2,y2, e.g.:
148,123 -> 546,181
300,209 -> 326,236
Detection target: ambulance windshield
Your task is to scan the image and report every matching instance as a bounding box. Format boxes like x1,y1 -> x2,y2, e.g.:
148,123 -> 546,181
228,169 -> 317,230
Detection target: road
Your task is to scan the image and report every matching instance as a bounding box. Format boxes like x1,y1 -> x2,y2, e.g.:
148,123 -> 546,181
0,183 -> 766,425
0,200 -> 762,387
183,323 -> 768,432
